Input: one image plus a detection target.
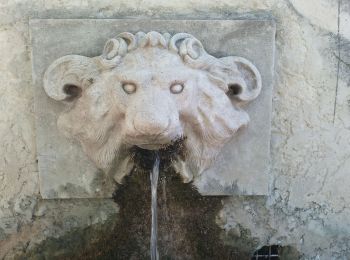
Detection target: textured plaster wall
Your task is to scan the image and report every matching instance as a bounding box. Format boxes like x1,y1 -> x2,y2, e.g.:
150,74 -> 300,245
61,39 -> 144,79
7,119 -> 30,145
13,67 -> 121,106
0,0 -> 349,259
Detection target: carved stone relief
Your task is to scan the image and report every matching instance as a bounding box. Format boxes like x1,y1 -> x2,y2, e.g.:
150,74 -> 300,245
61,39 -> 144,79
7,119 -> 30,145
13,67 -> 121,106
43,31 -> 262,184
30,19 -> 275,198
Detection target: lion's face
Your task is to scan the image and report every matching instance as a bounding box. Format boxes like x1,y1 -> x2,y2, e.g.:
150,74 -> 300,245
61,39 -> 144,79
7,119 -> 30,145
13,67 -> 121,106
44,32 -> 261,183
107,48 -> 199,150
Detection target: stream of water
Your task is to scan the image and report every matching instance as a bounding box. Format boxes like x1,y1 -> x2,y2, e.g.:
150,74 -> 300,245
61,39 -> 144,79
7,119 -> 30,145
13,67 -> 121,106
150,153 -> 160,260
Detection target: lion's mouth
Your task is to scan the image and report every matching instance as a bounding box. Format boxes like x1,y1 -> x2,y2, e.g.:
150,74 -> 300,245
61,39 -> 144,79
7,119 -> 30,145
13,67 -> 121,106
130,138 -> 186,171
125,134 -> 183,151
136,143 -> 168,150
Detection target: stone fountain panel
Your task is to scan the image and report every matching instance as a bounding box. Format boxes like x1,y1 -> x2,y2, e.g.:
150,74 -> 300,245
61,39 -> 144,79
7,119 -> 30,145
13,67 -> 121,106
30,19 -> 275,198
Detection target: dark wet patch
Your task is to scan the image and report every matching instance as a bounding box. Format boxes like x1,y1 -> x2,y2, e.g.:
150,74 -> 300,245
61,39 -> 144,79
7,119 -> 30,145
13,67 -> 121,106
17,145 -> 260,259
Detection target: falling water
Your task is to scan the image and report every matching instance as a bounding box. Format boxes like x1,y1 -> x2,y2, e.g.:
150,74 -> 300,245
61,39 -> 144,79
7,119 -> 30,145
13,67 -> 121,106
150,153 -> 160,260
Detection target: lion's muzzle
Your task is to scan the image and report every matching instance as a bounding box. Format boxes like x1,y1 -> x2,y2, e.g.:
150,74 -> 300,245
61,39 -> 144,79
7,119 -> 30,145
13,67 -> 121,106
124,92 -> 183,150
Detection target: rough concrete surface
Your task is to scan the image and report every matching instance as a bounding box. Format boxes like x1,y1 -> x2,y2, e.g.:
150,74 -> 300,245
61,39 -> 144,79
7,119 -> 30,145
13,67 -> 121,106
0,0 -> 350,259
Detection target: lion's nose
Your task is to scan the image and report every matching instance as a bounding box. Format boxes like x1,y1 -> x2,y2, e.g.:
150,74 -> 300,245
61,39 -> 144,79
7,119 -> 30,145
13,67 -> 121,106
133,113 -> 170,135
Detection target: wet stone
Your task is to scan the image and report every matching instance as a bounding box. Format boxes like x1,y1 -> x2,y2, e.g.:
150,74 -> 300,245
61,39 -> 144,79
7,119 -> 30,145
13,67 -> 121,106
17,159 -> 259,259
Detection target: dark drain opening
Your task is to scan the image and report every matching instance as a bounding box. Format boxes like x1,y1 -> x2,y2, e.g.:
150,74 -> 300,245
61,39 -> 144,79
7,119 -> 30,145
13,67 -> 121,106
251,245 -> 280,259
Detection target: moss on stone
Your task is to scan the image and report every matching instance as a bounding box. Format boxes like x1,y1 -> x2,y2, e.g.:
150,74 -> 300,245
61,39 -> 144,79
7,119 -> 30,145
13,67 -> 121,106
17,146 -> 262,259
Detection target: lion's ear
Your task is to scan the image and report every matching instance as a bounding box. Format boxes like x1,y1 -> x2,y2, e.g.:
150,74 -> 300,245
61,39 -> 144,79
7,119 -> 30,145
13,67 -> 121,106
43,55 -> 99,102
219,56 -> 262,103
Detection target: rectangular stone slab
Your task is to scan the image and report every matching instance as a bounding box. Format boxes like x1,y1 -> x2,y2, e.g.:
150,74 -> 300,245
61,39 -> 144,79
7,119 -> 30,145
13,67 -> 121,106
30,19 -> 275,198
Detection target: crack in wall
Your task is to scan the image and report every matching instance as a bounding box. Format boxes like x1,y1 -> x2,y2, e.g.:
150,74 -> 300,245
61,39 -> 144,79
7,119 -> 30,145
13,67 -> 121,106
333,0 -> 341,123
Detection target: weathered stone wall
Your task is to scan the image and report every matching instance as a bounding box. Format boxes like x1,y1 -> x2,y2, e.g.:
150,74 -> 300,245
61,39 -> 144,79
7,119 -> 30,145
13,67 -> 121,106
0,0 -> 349,259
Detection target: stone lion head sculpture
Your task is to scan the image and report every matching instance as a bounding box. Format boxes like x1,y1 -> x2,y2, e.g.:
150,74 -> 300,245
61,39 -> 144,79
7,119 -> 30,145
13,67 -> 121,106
44,31 -> 261,183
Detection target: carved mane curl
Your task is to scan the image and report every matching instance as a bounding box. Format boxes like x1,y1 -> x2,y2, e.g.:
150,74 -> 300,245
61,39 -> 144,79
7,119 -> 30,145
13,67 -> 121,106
98,31 -> 231,91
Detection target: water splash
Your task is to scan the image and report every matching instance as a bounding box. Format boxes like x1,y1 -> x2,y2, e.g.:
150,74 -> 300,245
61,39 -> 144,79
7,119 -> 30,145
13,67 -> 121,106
150,153 -> 160,260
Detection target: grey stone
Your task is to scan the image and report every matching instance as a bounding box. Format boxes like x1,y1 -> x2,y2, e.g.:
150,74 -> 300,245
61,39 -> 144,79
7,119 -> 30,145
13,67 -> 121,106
30,19 -> 275,198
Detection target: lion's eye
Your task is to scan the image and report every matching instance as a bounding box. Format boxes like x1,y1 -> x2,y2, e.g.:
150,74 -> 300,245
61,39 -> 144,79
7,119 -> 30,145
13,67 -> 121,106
170,83 -> 184,94
122,83 -> 136,94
